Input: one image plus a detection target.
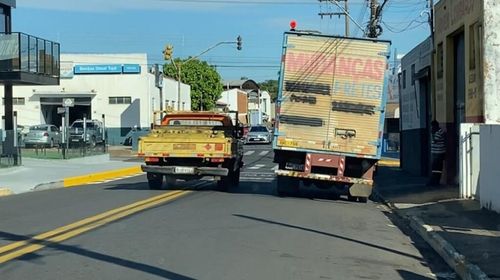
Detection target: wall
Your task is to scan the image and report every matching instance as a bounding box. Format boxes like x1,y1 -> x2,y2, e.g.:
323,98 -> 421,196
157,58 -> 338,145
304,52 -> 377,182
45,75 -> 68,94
434,0 -> 483,183
459,123 -> 480,199
479,125 -> 500,213
483,0 -> 500,124
400,37 -> 432,175
0,53 -> 191,145
218,89 -> 239,112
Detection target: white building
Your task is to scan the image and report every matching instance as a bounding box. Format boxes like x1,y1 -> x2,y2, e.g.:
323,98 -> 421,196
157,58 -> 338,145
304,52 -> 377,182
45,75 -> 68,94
0,53 -> 191,145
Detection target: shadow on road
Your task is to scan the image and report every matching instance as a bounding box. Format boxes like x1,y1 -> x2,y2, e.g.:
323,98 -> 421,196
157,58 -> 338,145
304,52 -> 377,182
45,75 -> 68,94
104,178 -> 357,204
232,214 -> 424,261
396,270 -> 435,280
0,231 -> 195,280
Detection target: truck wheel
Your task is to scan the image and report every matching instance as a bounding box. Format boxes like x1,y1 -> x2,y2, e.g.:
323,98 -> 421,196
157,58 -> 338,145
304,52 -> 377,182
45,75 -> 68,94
217,172 -> 233,192
147,173 -> 163,190
276,175 -> 299,197
233,168 -> 241,186
165,176 -> 177,189
358,197 -> 368,203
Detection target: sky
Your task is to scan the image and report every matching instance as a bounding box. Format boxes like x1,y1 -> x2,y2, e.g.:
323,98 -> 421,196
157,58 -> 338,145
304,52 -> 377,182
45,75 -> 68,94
13,0 -> 431,83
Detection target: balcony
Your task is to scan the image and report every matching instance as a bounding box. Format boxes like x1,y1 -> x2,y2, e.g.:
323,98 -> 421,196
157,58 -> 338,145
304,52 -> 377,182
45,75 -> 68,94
0,32 -> 60,85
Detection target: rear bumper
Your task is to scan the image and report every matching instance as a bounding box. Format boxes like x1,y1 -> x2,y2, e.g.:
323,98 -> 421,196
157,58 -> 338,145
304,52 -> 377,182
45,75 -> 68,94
275,170 -> 373,186
141,165 -> 229,176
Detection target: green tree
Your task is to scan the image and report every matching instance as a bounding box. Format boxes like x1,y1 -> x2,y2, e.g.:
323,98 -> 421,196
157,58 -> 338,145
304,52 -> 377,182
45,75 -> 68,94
163,58 -> 223,111
258,80 -> 279,101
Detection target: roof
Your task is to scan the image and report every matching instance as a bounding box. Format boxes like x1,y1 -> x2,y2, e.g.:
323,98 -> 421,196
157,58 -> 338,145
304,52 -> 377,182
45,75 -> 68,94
222,79 -> 260,91
0,0 -> 15,7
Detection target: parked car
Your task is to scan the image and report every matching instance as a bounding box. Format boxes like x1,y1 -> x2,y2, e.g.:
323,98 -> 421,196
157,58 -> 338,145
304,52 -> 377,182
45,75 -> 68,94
244,125 -> 272,144
69,119 -> 104,147
24,124 -> 61,148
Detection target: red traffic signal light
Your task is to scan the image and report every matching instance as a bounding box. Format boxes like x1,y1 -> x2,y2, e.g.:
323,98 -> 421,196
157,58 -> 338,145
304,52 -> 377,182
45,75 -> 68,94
290,20 -> 297,31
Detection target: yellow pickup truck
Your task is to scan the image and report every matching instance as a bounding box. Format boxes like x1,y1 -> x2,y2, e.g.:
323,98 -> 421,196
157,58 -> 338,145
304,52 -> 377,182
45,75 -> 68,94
138,111 -> 244,191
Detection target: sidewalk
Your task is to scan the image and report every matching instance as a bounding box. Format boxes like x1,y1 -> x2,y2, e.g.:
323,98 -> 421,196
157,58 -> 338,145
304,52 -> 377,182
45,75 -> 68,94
375,166 -> 499,280
0,146 -> 142,195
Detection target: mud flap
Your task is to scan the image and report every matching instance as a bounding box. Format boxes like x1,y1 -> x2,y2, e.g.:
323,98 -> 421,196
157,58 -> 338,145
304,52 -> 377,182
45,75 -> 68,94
348,183 -> 372,198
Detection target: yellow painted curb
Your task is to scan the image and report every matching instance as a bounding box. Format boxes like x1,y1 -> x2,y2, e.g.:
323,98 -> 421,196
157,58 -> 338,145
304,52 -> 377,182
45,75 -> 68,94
378,160 -> 400,167
0,188 -> 13,197
64,166 -> 143,188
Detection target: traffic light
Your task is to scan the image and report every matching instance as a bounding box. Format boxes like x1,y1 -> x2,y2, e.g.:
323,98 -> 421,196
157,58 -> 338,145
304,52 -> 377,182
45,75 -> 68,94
163,44 -> 174,60
236,36 -> 242,51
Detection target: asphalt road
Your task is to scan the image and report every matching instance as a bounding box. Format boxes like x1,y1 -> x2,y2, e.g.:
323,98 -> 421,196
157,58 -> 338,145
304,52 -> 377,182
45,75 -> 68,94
0,144 -> 455,279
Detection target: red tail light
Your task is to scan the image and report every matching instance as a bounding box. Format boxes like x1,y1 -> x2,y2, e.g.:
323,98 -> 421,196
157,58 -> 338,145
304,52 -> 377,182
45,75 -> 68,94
145,157 -> 160,163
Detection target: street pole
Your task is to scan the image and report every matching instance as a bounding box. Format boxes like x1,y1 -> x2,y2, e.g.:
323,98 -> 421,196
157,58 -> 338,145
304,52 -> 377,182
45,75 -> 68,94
177,64 -> 182,111
345,0 -> 350,37
165,39 -> 241,112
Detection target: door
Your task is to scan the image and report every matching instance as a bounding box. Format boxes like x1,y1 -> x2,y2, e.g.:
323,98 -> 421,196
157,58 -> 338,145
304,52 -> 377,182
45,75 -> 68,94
454,32 -> 466,182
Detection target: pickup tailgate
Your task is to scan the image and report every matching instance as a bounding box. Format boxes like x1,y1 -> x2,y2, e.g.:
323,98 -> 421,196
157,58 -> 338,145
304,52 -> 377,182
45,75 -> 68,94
138,128 -> 232,157
276,33 -> 390,158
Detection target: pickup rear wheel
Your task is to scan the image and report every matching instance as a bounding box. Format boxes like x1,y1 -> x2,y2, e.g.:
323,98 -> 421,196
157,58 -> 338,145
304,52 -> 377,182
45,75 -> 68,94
217,168 -> 239,192
147,173 -> 163,190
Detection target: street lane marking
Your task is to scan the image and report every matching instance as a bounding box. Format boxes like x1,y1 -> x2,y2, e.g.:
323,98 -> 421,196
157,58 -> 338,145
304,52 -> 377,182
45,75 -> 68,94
244,151 -> 255,156
248,164 -> 265,170
259,151 -> 269,156
0,190 -> 190,264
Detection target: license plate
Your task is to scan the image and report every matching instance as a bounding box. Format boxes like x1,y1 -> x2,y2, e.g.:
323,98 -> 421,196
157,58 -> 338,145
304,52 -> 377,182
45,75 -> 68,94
285,162 -> 304,171
279,139 -> 298,147
173,143 -> 196,150
174,167 -> 195,174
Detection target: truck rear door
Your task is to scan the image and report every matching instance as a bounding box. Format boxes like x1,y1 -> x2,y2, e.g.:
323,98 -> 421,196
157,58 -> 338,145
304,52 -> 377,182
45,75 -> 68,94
276,32 -> 391,158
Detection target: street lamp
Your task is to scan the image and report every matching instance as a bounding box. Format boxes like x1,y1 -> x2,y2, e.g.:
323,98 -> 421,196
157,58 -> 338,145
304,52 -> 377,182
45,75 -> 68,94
163,36 -> 243,111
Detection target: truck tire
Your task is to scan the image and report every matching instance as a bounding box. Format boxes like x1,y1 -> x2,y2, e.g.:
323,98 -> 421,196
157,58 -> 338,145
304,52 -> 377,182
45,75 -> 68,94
147,173 -> 163,190
165,175 -> 177,189
347,194 -> 368,203
217,172 -> 234,192
232,168 -> 241,187
276,175 -> 299,197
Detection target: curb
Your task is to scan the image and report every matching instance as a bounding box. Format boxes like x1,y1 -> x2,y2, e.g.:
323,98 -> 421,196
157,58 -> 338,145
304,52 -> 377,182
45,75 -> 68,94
0,187 -> 13,197
26,166 -> 143,193
63,166 -> 142,188
372,189 -> 490,280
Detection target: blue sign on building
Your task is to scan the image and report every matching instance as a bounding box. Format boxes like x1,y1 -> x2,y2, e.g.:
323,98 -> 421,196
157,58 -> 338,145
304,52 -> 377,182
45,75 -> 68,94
73,64 -> 142,75
123,64 -> 141,74
74,64 -> 122,74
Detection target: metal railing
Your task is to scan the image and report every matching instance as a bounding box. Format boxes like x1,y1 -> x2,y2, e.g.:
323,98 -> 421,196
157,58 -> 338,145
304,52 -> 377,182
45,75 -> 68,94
0,32 -> 60,78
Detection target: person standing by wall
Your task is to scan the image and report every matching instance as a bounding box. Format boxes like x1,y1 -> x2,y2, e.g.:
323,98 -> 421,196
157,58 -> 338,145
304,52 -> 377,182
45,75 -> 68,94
428,120 -> 446,186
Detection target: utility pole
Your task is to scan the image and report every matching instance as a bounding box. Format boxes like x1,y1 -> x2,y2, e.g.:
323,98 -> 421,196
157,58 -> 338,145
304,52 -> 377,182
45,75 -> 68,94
344,0 -> 349,37
368,0 -> 379,38
428,0 -> 434,44
318,0 -> 350,37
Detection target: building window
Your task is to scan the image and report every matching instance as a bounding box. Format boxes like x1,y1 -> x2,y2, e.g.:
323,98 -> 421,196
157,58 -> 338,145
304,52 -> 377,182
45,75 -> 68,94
402,70 -> 407,89
2,97 -> 25,105
437,43 -> 444,79
109,96 -> 131,104
411,64 -> 415,86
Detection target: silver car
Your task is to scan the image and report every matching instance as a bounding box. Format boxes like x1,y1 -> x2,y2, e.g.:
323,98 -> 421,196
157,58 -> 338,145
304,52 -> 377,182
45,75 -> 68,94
24,124 -> 62,148
245,126 -> 272,144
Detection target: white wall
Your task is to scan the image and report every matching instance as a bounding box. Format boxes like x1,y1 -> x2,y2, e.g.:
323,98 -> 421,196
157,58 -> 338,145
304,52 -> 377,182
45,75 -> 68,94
483,0 -> 500,124
460,123 -> 481,199
400,37 -> 432,131
479,125 -> 500,213
0,53 -> 191,144
218,89 -> 239,111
